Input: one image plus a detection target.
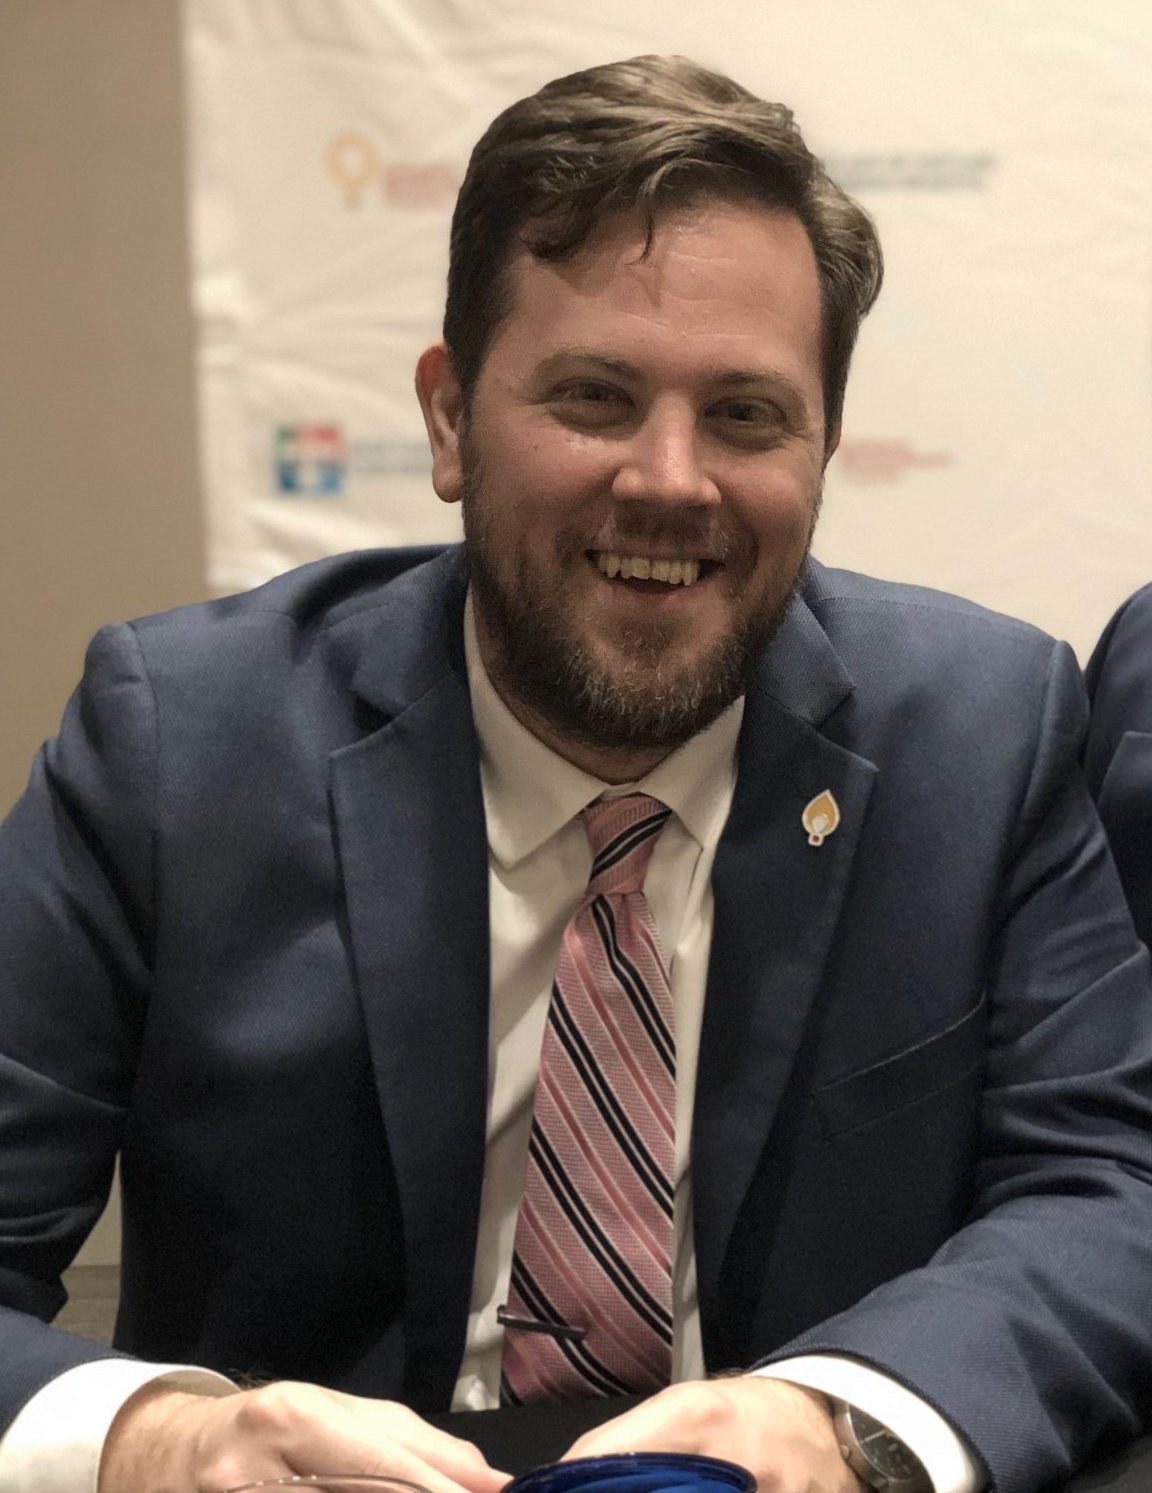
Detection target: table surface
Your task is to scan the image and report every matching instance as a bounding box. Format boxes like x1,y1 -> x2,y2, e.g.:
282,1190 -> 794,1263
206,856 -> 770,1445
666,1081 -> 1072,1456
430,1400 -> 1152,1493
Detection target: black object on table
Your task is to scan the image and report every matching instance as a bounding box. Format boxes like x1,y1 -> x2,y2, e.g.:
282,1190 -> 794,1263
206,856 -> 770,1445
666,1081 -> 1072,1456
1062,1433 -> 1152,1493
429,1400 -> 1152,1492
429,1396 -> 641,1476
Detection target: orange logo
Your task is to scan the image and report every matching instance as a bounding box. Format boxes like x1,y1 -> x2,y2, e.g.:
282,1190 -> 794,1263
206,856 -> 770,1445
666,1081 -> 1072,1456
326,131 -> 461,209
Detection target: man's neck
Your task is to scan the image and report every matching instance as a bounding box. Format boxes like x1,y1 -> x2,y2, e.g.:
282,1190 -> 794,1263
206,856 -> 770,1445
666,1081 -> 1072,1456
486,682 -> 670,785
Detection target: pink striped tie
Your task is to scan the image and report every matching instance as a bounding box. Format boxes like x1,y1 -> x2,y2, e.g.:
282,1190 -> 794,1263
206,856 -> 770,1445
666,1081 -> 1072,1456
500,794 -> 675,1403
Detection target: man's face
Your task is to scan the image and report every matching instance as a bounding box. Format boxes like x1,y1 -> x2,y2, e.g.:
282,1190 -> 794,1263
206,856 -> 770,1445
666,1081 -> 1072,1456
419,198 -> 832,769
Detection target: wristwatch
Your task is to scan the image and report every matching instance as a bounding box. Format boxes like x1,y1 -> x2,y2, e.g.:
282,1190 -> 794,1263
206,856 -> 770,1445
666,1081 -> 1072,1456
831,1400 -> 932,1492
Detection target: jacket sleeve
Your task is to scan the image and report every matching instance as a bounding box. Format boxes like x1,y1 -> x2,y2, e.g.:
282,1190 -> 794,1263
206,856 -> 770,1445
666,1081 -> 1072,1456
762,640 -> 1152,1493
0,623 -> 157,1426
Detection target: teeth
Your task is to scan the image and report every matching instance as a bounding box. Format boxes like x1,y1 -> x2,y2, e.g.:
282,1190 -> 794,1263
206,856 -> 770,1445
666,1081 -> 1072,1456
596,553 -> 703,586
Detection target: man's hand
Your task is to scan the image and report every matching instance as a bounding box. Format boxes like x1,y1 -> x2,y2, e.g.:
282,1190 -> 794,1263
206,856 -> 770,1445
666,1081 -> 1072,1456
563,1377 -> 864,1493
98,1380 -> 512,1493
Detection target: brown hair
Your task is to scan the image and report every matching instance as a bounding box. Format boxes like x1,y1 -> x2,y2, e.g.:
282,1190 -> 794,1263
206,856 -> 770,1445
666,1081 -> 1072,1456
443,54 -> 883,439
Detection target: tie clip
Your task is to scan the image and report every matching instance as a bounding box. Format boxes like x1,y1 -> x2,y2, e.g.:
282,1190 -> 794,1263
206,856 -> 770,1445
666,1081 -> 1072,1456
497,1305 -> 587,1342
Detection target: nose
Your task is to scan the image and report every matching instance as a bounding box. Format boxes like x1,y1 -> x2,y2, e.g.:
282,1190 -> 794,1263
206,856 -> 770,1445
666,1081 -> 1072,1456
610,402 -> 721,508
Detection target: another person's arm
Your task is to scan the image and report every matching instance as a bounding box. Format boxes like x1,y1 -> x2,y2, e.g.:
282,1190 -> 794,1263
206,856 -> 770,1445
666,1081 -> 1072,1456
1085,583 -> 1152,948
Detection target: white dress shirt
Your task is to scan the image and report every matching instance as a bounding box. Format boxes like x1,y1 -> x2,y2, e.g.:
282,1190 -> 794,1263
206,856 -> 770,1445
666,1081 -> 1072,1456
0,603 -> 978,1493
454,600 -> 741,1401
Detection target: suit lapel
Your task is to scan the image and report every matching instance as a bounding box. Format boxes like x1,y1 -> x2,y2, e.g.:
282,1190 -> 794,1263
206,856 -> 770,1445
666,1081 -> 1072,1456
692,589 -> 878,1359
329,551 -> 490,1408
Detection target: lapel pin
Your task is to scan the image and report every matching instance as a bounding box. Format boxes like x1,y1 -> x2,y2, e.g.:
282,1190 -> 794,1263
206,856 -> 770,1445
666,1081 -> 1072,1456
802,789 -> 841,846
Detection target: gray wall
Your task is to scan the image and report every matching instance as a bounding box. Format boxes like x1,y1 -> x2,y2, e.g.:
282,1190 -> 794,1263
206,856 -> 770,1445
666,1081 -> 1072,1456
0,0 -> 207,814
0,0 -> 208,1263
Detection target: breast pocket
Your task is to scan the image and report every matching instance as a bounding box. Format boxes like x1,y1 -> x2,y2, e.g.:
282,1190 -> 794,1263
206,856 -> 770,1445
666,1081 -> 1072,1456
815,994 -> 988,1139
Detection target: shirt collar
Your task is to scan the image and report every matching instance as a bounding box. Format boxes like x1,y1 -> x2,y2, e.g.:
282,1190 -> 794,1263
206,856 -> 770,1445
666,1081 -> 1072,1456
464,595 -> 743,869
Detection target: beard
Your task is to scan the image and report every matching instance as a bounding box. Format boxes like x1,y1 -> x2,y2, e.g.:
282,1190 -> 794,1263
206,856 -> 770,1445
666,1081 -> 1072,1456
461,434 -> 815,759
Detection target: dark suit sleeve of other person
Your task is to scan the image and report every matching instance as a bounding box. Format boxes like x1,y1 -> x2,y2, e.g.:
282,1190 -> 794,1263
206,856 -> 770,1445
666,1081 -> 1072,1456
730,570 -> 1152,1493
1084,582 -> 1152,949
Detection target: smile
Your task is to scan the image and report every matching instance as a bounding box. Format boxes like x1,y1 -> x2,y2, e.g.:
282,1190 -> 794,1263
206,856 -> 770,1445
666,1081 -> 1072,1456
594,553 -> 705,586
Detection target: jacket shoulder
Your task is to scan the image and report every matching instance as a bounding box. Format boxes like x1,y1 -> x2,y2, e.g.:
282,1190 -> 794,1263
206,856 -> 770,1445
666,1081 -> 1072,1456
128,545 -> 457,642
802,561 -> 1059,668
81,545 -> 466,724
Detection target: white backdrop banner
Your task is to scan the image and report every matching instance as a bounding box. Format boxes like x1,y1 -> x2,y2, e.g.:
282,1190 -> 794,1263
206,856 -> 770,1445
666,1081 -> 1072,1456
182,0 -> 1152,658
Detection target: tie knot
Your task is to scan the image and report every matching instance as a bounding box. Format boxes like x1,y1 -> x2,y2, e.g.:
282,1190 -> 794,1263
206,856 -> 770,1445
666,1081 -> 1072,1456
581,794 -> 671,897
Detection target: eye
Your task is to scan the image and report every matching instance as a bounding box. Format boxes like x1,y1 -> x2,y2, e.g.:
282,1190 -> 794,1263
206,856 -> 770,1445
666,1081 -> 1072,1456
709,398 -> 790,444
549,381 -> 633,428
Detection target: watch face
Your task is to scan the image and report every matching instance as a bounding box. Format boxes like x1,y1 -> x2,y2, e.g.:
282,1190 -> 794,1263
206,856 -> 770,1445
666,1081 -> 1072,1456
846,1406 -> 924,1481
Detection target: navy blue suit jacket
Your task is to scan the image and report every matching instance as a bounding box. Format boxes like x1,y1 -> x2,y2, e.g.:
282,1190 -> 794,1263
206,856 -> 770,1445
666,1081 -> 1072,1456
1086,584 -> 1152,950
2,547 -> 1152,1493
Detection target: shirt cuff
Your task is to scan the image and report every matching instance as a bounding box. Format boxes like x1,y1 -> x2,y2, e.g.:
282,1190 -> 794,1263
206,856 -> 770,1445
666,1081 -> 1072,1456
753,1354 -> 983,1493
0,1359 -> 237,1493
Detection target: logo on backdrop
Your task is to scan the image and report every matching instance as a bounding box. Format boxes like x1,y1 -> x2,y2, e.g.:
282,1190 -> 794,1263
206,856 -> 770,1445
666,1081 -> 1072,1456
324,135 -> 995,211
326,131 -> 461,209
825,154 -> 997,192
275,424 -> 347,496
836,439 -> 954,485
273,426 -> 431,496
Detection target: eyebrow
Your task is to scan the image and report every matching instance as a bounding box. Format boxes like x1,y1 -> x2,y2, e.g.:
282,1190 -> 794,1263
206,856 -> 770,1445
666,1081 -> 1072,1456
535,350 -> 639,380
535,348 -> 813,410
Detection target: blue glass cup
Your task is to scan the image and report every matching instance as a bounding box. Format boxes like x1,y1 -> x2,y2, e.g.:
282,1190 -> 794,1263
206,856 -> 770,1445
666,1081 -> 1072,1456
506,1452 -> 756,1493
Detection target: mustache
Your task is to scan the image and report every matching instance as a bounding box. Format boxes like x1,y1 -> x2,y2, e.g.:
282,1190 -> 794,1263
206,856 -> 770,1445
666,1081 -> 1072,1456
575,511 -> 739,563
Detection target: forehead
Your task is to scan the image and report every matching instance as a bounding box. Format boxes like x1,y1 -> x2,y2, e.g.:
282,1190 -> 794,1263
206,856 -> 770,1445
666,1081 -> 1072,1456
487,199 -> 824,388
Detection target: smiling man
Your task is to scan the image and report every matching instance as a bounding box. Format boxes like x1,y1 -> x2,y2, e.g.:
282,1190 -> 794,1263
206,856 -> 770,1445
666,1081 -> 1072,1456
2,55 -> 1152,1493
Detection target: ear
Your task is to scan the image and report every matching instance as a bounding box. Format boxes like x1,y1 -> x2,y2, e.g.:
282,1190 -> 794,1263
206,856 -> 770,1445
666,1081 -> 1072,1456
415,343 -> 467,504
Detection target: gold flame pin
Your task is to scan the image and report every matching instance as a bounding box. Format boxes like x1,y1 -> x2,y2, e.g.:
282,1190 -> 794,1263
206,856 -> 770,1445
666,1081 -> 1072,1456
802,789 -> 841,846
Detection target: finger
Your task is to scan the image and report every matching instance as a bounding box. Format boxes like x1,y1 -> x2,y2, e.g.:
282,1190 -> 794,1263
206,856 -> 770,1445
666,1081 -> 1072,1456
194,1385 -> 512,1493
282,1435 -> 494,1493
361,1441 -> 507,1493
351,1409 -> 511,1493
288,1405 -> 511,1493
382,1414 -> 513,1489
403,1446 -> 512,1493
